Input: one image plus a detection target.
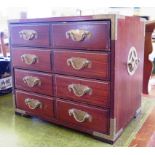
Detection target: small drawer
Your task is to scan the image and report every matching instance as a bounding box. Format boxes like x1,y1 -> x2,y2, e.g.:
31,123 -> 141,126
15,69 -> 53,96
56,99 -> 110,134
52,21 -> 110,50
15,90 -> 54,119
55,75 -> 110,108
53,50 -> 110,80
12,48 -> 51,72
10,24 -> 50,47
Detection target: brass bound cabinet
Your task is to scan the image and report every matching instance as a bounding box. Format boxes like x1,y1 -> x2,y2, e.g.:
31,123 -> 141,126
9,14 -> 145,143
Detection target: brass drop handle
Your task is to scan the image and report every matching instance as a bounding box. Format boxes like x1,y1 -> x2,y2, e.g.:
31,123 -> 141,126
23,76 -> 41,87
68,84 -> 92,97
19,29 -> 38,40
21,54 -> 38,65
67,57 -> 91,70
24,98 -> 42,110
66,29 -> 91,42
68,108 -> 92,123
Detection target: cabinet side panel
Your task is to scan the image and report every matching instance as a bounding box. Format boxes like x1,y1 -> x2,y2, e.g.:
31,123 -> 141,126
114,17 -> 145,132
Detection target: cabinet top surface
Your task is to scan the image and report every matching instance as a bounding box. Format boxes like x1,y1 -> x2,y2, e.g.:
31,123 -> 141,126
9,14 -> 127,24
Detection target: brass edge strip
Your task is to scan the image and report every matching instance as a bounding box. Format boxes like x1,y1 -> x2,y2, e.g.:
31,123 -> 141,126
12,93 -> 16,109
140,18 -> 146,22
92,14 -> 125,40
134,107 -> 141,118
15,108 -> 26,115
144,26 -> 146,37
139,18 -> 146,37
93,118 -> 123,141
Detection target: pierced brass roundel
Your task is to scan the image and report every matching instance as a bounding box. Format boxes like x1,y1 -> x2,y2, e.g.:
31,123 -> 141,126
127,47 -> 140,76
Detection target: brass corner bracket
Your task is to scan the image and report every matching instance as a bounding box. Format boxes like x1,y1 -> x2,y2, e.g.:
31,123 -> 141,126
93,118 -> 123,142
93,14 -> 125,40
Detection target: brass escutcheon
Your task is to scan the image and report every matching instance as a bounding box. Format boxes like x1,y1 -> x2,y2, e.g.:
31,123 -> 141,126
21,54 -> 38,65
68,84 -> 92,97
23,76 -> 41,87
24,98 -> 42,110
19,29 -> 38,40
66,29 -> 91,41
67,57 -> 91,70
68,108 -> 92,123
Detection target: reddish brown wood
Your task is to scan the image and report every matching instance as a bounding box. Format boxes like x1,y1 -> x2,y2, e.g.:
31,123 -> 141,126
9,15 -> 145,143
8,16 -> 93,24
10,24 -> 50,47
8,15 -> 111,24
56,99 -> 110,134
52,21 -> 110,50
53,50 -> 110,80
114,16 -> 145,132
12,48 -> 52,72
15,90 -> 54,119
143,21 -> 155,94
55,75 -> 110,108
14,69 -> 53,96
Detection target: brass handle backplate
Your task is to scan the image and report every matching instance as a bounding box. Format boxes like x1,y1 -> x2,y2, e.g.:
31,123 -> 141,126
21,54 -> 38,65
67,57 -> 91,70
66,29 -> 91,42
19,29 -> 38,40
24,98 -> 42,110
68,84 -> 92,97
127,47 -> 140,75
23,76 -> 41,87
68,108 -> 92,123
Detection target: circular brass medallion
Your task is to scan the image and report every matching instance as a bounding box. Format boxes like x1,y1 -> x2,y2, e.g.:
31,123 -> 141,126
127,47 -> 140,75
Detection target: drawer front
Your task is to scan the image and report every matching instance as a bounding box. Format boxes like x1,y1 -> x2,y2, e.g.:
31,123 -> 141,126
52,21 -> 110,50
10,24 -> 50,47
55,75 -> 110,108
56,99 -> 110,134
53,50 -> 110,80
15,69 -> 53,96
15,90 -> 54,119
12,48 -> 51,72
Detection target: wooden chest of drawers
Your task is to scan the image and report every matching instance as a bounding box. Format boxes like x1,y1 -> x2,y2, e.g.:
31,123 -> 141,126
9,14 -> 145,143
